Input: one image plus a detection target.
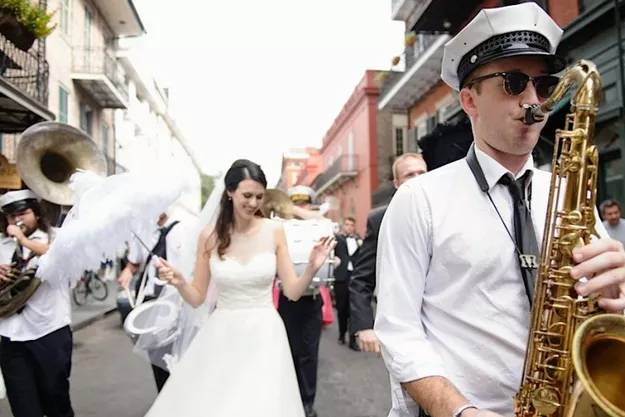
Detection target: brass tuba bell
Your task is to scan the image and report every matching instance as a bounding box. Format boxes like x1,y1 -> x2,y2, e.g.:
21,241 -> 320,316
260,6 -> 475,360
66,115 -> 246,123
16,121 -> 107,205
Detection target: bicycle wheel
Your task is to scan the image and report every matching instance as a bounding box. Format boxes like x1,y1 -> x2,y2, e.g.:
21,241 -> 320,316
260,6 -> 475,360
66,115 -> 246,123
72,279 -> 88,305
88,276 -> 109,301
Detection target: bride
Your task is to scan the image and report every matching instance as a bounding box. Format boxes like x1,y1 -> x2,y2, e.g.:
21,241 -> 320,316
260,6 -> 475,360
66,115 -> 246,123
147,159 -> 335,417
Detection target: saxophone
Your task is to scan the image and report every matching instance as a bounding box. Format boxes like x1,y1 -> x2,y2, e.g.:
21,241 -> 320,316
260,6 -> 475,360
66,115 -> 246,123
514,60 -> 625,417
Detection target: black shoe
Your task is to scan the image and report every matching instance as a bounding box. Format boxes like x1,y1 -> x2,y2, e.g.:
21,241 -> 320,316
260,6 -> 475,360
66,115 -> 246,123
349,338 -> 360,351
304,404 -> 318,417
337,335 -> 346,345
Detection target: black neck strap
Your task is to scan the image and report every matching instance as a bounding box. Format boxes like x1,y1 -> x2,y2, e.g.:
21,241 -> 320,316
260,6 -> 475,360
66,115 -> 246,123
466,143 -> 489,192
464,143 -> 536,306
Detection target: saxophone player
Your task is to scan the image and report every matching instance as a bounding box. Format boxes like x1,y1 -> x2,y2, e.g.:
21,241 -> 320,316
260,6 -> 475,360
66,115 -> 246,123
0,190 -> 74,417
375,4 -> 625,417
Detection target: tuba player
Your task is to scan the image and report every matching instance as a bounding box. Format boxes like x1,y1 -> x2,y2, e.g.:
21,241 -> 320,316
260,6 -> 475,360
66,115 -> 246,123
0,190 -> 74,417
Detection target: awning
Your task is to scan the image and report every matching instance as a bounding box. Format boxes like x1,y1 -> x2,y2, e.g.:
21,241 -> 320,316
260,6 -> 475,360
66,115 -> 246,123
0,77 -> 54,133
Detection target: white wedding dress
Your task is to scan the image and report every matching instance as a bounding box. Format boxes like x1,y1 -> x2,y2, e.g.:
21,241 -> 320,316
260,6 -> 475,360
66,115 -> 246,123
146,220 -> 305,416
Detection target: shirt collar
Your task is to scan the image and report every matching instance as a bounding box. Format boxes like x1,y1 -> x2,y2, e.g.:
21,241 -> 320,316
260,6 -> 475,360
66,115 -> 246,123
474,145 -> 535,192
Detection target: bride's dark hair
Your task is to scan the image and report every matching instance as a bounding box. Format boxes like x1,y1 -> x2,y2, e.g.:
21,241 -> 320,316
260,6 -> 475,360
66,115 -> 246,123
214,159 -> 267,258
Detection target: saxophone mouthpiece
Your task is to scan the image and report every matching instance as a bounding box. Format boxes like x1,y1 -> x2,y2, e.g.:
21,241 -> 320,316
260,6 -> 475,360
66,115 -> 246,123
522,104 -> 545,125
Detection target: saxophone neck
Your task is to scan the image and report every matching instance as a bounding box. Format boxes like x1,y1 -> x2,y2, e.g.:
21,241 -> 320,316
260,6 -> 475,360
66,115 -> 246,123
522,60 -> 602,125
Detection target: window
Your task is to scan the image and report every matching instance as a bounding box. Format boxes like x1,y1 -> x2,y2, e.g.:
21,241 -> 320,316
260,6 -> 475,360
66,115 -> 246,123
394,127 -> 405,157
579,0 -> 601,12
60,0 -> 70,35
79,103 -> 93,135
58,86 -> 69,123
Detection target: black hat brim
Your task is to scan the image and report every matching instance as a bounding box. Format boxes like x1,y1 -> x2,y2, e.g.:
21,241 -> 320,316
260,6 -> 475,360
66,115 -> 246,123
1,199 -> 37,214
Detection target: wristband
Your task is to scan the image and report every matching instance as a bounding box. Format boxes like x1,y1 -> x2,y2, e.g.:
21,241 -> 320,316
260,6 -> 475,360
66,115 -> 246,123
452,403 -> 478,417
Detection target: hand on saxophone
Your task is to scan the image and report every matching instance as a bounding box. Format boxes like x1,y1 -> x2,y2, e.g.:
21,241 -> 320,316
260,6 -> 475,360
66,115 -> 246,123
570,239 -> 625,312
0,264 -> 11,282
6,224 -> 26,242
155,257 -> 185,289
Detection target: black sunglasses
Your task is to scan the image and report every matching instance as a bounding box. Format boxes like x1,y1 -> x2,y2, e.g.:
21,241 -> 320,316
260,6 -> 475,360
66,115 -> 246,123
464,71 -> 559,100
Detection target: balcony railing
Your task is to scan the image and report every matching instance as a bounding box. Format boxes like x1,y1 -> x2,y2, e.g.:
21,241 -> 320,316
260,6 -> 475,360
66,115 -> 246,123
72,47 -> 128,107
0,33 -> 48,106
312,154 -> 358,195
378,34 -> 449,111
379,33 -> 440,100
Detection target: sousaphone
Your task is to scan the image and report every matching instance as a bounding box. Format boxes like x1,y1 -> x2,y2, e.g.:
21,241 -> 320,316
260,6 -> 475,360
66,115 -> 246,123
17,121 -> 107,205
0,122 -> 107,317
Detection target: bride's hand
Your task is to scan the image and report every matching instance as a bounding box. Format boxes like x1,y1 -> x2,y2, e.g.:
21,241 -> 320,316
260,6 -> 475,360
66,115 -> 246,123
308,236 -> 337,272
155,257 -> 185,288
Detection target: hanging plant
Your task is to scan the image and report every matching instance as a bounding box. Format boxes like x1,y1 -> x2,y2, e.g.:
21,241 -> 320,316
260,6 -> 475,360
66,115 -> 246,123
0,0 -> 55,51
405,31 -> 417,47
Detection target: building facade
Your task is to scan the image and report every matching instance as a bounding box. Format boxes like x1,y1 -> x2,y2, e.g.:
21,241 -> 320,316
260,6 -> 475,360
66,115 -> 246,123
309,70 -> 393,235
115,37 -> 202,216
0,0 -> 201,216
554,0 -> 625,205
46,0 -> 144,175
276,148 -> 322,191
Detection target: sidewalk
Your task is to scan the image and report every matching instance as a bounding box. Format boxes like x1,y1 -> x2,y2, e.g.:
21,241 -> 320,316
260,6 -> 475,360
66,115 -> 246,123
71,280 -> 119,331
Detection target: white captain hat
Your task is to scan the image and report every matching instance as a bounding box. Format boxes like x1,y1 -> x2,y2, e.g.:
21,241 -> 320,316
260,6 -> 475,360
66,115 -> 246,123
0,190 -> 40,213
287,185 -> 315,205
441,3 -> 566,91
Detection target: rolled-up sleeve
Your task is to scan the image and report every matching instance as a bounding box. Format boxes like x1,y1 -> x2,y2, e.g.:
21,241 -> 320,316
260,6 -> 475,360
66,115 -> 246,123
374,180 -> 447,383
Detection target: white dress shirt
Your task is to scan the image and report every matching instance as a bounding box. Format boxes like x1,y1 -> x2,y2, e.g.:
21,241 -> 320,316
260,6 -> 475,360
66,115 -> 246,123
0,229 -> 72,341
346,236 -> 359,271
375,146 -> 606,416
127,219 -> 184,297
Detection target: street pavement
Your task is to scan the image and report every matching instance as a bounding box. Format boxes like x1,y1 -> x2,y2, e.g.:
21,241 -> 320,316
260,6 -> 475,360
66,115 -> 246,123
0,306 -> 391,417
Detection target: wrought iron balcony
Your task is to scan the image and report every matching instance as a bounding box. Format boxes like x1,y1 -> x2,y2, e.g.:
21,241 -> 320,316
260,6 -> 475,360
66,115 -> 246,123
72,47 -> 128,108
378,34 -> 450,111
312,154 -> 358,195
0,33 -> 52,132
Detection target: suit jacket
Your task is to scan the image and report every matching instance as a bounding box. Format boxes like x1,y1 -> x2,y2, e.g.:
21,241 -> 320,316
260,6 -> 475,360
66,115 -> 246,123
333,233 -> 361,282
349,205 -> 386,334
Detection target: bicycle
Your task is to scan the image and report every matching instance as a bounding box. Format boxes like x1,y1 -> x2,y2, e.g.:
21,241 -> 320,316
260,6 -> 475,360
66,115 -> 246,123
72,270 -> 109,305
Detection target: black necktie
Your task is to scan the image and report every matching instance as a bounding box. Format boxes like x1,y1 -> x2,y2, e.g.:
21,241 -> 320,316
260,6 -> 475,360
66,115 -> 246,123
499,171 -> 539,305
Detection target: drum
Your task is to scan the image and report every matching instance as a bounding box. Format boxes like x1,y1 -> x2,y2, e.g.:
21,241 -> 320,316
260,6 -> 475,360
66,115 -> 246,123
282,218 -> 336,288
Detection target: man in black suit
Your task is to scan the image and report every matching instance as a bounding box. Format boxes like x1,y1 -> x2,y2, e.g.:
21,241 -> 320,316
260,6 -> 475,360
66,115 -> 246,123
349,120 -> 474,353
333,217 -> 361,350
349,153 -> 427,353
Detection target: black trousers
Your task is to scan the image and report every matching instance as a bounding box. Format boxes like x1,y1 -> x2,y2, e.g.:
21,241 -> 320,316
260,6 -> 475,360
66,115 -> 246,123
278,293 -> 322,407
334,277 -> 351,339
0,326 -> 74,417
151,364 -> 169,392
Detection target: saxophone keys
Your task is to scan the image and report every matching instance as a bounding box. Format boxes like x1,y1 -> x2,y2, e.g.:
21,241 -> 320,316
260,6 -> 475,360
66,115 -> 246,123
532,387 -> 561,416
